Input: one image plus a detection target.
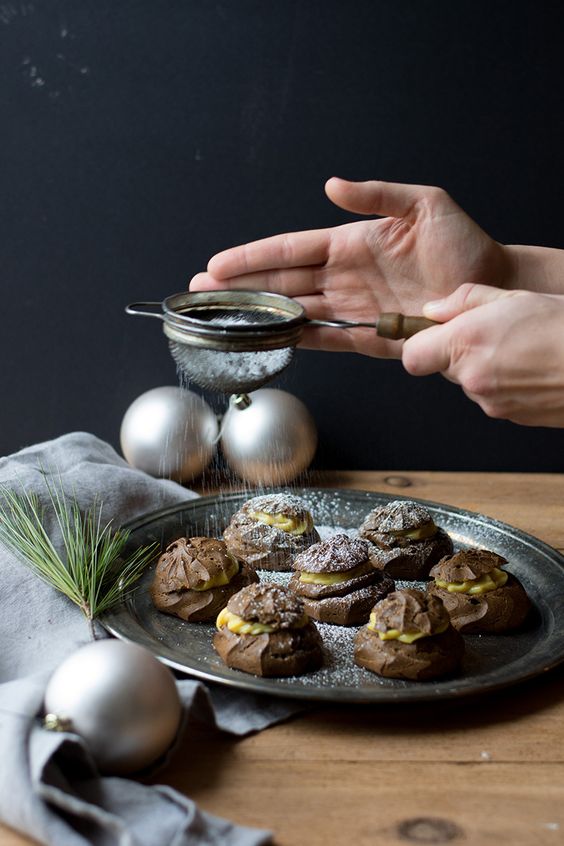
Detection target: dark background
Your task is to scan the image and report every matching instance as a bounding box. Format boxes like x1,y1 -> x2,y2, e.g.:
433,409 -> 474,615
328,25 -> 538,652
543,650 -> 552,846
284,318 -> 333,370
2,0 -> 564,471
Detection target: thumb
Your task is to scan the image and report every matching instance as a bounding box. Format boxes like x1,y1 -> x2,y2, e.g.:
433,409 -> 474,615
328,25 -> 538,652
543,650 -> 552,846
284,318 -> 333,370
422,283 -> 518,322
325,177 -> 446,219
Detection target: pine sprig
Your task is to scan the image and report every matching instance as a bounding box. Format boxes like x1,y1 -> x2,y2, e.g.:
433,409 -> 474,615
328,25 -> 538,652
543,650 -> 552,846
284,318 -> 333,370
0,478 -> 157,636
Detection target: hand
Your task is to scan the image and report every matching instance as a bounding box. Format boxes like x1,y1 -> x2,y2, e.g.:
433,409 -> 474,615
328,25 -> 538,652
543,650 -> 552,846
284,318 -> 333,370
190,178 -> 510,357
402,283 -> 564,427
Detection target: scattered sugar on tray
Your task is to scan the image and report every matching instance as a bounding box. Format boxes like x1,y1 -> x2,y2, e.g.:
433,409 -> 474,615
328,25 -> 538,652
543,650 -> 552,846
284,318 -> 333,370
276,621 -> 387,688
258,570 -> 292,588
395,579 -> 427,592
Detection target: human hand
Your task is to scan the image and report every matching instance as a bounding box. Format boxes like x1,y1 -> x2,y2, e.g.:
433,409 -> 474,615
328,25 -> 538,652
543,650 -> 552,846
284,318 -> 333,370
190,178 -> 509,357
402,283 -> 564,427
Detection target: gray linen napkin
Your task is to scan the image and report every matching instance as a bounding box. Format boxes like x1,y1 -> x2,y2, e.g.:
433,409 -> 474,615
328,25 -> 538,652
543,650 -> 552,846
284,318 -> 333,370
0,432 -> 301,846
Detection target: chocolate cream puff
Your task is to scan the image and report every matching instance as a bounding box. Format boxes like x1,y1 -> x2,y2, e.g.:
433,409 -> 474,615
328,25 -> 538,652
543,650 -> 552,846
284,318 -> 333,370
223,493 -> 320,572
354,588 -> 464,681
359,500 -> 453,580
427,548 -> 531,633
289,533 -> 395,625
150,536 -> 258,623
214,583 -> 323,677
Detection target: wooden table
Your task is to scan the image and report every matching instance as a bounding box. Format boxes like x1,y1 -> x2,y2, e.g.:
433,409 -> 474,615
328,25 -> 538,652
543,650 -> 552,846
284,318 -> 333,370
2,472 -> 564,846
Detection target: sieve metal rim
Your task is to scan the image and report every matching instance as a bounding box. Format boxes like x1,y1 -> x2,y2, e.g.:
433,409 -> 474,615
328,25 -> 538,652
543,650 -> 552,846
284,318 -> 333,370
161,290 -> 306,352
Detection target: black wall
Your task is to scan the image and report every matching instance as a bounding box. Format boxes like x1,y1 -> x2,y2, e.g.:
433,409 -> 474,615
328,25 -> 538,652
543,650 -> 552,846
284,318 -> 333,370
2,0 -> 564,470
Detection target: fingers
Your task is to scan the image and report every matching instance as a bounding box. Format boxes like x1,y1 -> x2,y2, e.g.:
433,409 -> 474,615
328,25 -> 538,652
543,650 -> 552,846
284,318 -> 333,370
422,283 -> 518,321
206,229 -> 331,280
405,284 -> 523,377
190,266 -> 321,298
189,272 -> 232,291
325,177 -> 448,219
402,323 -> 453,377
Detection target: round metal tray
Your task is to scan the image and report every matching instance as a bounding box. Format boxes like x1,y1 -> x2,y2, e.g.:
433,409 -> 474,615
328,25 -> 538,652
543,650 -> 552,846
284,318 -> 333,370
100,489 -> 564,703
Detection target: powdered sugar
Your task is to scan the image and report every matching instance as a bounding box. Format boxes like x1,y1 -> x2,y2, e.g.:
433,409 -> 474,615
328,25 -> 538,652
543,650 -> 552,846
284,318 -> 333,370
293,533 -> 370,573
244,493 -> 313,517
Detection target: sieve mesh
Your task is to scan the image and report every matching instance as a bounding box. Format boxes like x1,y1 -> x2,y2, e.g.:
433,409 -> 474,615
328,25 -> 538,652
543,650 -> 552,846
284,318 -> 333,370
169,339 -> 295,394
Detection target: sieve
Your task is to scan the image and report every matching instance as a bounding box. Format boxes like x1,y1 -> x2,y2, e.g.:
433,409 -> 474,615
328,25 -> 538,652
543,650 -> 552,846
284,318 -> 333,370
125,290 -> 435,397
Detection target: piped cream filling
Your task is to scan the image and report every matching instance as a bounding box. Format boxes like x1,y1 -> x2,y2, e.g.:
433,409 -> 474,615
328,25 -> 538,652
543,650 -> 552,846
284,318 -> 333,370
216,607 -> 309,635
434,567 -> 508,595
298,562 -> 368,585
367,612 -> 449,643
389,521 -> 438,541
193,557 -> 239,591
248,510 -> 313,535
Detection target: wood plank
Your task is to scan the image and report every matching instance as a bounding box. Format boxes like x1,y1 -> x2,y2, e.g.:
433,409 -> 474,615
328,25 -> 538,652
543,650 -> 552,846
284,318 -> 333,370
158,759 -> 564,846
231,670 -> 564,765
0,831 -> 39,846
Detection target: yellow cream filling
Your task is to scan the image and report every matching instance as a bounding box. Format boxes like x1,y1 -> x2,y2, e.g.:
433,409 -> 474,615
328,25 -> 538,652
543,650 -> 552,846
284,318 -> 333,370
367,612 -> 449,643
216,607 -> 309,635
249,510 -> 313,536
298,562 -> 367,585
193,557 -> 239,591
434,567 -> 508,595
390,521 -> 438,541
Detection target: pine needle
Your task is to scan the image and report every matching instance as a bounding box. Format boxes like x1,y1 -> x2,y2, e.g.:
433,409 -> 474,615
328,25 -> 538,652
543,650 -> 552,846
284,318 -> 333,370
0,476 -> 157,632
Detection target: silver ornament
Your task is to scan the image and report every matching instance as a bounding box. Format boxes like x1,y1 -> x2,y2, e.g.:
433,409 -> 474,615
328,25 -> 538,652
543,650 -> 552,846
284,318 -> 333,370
120,386 -> 218,481
44,640 -> 182,775
220,388 -> 317,485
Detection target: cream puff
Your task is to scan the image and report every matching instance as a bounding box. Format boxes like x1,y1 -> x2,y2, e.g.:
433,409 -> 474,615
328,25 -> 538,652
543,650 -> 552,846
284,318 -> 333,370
427,548 -> 531,633
213,583 -> 323,677
223,493 -> 320,572
289,533 -> 395,625
354,588 -> 464,680
150,536 -> 258,623
359,499 -> 453,580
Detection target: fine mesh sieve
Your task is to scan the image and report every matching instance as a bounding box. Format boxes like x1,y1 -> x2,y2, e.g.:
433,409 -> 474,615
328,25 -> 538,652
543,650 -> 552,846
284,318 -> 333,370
125,290 -> 435,397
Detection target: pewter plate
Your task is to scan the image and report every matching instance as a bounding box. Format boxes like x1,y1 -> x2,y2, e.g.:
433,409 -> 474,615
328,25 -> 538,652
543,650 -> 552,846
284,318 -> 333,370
100,489 -> 564,703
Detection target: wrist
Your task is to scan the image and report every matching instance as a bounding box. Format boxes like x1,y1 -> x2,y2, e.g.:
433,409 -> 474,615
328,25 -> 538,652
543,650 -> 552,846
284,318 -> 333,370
503,244 -> 564,294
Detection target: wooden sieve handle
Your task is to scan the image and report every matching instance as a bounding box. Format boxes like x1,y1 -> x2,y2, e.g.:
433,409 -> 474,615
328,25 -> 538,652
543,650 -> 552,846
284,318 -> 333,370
376,313 -> 438,340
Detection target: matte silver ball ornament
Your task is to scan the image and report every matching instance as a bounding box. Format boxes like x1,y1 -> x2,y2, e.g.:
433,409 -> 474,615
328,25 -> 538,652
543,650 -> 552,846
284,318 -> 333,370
220,388 -> 317,485
120,386 -> 218,481
44,640 -> 183,775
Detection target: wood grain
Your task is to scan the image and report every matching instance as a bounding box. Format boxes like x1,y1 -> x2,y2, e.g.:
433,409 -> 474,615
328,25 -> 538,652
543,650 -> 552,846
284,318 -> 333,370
2,472 -> 564,846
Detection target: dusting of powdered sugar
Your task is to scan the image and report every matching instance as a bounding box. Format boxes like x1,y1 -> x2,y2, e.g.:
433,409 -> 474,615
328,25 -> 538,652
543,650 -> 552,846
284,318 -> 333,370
244,492 -> 313,515
293,533 -> 370,573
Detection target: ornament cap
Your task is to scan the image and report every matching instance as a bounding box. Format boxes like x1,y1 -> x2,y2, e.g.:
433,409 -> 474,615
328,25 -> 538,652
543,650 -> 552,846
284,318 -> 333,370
230,393 -> 252,410
44,713 -> 73,732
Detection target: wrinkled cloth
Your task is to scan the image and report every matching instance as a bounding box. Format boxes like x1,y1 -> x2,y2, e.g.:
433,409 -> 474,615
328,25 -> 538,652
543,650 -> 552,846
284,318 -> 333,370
0,433 -> 301,845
